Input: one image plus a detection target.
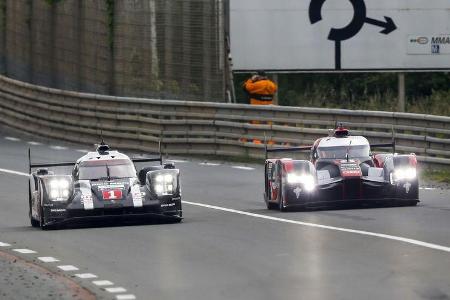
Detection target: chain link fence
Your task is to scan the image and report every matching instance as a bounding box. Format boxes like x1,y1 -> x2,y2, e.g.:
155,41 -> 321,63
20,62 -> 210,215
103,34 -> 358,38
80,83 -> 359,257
0,0 -> 227,102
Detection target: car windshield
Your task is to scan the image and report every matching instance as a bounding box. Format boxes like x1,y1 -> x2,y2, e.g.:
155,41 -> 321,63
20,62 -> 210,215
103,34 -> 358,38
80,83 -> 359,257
317,145 -> 370,159
79,159 -> 136,180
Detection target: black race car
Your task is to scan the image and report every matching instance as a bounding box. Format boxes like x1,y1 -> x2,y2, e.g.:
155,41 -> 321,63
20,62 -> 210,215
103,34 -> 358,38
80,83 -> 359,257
264,125 -> 419,211
29,142 -> 182,229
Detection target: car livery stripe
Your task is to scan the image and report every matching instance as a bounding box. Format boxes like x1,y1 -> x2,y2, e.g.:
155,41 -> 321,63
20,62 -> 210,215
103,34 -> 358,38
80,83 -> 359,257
283,160 -> 294,173
129,179 -> 143,207
79,180 -> 94,210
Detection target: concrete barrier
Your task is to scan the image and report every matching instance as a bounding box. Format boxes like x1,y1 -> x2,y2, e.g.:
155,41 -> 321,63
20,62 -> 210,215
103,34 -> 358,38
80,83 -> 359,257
0,75 -> 449,166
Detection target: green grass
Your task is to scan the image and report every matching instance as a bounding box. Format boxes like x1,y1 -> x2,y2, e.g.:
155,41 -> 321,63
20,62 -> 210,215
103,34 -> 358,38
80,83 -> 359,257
421,169 -> 450,184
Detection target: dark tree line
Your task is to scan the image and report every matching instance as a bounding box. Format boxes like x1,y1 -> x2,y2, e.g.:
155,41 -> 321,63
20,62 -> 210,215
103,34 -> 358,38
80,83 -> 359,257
234,72 -> 450,116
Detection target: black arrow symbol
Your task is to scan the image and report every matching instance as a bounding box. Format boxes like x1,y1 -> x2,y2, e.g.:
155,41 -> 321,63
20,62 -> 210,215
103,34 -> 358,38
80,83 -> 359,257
365,16 -> 397,34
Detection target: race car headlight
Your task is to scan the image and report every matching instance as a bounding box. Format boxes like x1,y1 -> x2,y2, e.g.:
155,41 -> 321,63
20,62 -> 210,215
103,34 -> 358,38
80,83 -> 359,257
287,174 -> 315,192
48,178 -> 71,201
393,167 -> 417,181
149,171 -> 178,196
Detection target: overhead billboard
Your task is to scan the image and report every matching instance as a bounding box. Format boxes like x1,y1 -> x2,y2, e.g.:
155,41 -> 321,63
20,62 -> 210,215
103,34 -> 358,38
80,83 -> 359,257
230,0 -> 450,72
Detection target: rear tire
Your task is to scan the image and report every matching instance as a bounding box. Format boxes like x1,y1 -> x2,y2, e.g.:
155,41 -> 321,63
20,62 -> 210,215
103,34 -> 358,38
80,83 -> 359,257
409,200 -> 419,206
39,203 -> 49,230
28,182 -> 40,228
278,181 -> 288,212
29,188 -> 40,228
266,201 -> 277,210
31,217 -> 40,228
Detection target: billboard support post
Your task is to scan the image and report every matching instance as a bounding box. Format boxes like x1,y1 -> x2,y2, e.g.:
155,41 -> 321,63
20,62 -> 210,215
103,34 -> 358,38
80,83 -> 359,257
397,73 -> 406,112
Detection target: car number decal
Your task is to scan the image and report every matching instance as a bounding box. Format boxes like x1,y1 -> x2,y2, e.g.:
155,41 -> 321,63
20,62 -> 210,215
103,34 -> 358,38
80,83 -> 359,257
102,190 -> 123,200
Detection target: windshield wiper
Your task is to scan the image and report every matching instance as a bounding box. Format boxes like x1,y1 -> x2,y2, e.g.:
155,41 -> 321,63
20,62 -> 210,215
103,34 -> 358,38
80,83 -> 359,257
90,177 -> 109,182
108,176 -> 124,180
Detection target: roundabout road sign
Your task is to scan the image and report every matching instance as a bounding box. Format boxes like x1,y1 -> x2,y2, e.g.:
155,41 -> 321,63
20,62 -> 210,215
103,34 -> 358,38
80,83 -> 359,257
230,0 -> 450,72
309,0 -> 397,69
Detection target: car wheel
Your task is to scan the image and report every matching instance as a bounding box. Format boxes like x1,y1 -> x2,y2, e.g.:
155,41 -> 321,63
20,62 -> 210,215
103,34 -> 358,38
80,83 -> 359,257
30,215 -> 40,228
30,217 -> 40,228
266,201 -> 277,210
408,200 -> 419,206
39,202 -> 49,230
278,182 -> 288,212
29,188 -> 39,228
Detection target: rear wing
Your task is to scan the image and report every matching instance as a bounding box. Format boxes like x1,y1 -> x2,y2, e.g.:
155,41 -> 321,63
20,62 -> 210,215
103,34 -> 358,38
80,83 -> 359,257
265,145 -> 312,160
131,140 -> 163,165
28,149 -> 74,174
370,140 -> 396,154
28,141 -> 164,174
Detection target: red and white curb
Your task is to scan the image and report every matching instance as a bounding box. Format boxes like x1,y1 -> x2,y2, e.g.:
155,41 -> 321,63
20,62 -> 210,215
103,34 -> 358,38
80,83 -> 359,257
0,241 -> 137,299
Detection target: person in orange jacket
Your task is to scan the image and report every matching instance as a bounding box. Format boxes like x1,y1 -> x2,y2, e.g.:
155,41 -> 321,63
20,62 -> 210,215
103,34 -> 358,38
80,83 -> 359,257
243,71 -> 277,107
242,71 -> 278,144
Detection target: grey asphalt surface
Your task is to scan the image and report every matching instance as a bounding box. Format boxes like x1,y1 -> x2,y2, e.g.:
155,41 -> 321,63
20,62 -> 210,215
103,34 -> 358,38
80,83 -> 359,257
1,125 -> 450,300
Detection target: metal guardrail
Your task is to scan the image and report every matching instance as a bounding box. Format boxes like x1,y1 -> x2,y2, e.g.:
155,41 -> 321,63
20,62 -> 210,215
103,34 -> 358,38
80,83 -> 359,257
0,75 -> 449,166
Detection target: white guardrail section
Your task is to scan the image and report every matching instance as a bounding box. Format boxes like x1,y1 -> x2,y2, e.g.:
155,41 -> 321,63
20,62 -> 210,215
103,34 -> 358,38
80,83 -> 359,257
0,75 -> 449,166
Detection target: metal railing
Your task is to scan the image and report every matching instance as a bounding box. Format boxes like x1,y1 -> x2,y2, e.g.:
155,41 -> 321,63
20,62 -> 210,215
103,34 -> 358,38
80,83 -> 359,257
0,75 -> 449,166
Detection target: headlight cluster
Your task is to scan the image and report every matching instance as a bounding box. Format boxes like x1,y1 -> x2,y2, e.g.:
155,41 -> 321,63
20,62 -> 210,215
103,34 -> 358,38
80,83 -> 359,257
286,173 -> 315,192
393,167 -> 417,181
153,173 -> 175,196
49,178 -> 71,201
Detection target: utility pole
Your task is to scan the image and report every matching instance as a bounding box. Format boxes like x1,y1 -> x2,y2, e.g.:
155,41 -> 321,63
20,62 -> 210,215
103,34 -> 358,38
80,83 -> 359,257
397,73 -> 405,112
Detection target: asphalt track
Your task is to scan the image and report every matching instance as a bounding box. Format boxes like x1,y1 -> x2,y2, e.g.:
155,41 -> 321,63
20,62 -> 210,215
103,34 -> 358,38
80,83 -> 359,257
1,126 -> 450,300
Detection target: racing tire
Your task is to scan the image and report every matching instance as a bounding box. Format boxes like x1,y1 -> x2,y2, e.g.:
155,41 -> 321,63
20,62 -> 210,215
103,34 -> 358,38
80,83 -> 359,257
409,201 -> 419,206
29,187 -> 40,228
173,217 -> 183,223
39,202 -> 50,230
266,201 -> 277,210
278,182 -> 288,212
31,216 -> 40,228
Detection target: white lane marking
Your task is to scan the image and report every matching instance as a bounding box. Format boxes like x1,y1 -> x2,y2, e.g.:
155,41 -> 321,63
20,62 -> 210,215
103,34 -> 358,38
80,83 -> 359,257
1,166 -> 448,254
93,280 -> 114,286
0,242 -> 11,247
50,145 -> 68,150
232,166 -> 255,171
116,295 -> 136,300
76,149 -> 89,153
168,159 -> 188,163
0,168 -> 29,177
13,249 -> 37,254
183,201 -> 450,254
38,257 -> 60,263
5,137 -> 20,142
200,162 -> 221,166
420,187 -> 436,190
28,141 -> 42,146
57,265 -> 79,271
75,273 -> 98,279
106,287 -> 127,293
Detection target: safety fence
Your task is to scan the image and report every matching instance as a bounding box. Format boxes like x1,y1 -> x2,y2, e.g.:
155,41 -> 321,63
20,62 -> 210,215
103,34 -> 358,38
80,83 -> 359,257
0,75 -> 449,166
1,0 -> 227,102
